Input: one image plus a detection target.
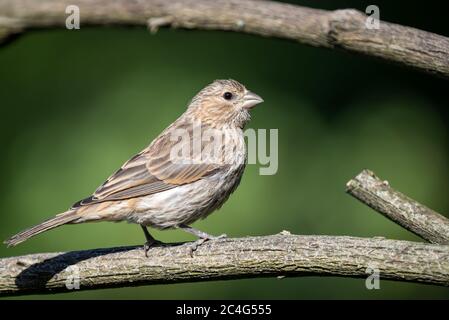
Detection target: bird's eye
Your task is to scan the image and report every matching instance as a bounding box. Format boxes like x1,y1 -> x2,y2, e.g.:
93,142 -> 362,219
223,92 -> 233,100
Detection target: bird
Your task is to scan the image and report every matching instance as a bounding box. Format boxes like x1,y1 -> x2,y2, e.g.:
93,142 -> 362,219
4,79 -> 263,256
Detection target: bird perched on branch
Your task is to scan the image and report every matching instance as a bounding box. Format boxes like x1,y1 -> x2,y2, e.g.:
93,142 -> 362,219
4,79 -> 263,256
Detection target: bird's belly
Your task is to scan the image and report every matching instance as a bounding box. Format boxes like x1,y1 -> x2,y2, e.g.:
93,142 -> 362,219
130,166 -> 244,229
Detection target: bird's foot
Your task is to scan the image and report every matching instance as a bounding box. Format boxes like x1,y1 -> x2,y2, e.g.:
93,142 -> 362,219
143,239 -> 164,257
188,234 -> 227,257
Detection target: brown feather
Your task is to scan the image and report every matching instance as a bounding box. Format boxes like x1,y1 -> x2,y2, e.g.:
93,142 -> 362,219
72,118 -> 224,208
4,210 -> 79,247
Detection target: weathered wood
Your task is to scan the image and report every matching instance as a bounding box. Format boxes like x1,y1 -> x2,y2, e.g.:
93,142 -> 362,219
1,169 -> 449,296
1,233 -> 449,296
347,169 -> 449,244
0,0 -> 448,78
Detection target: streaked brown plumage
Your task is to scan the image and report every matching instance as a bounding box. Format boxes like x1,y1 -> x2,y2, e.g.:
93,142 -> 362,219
4,79 -> 263,255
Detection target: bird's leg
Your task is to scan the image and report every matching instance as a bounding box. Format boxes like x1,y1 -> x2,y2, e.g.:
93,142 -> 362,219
179,224 -> 227,256
141,225 -> 163,257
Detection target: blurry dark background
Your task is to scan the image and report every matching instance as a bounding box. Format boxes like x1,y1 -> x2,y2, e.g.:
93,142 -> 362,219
1,0 -> 448,299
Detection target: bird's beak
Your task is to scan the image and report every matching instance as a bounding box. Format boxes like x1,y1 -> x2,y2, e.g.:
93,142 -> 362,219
242,91 -> 264,110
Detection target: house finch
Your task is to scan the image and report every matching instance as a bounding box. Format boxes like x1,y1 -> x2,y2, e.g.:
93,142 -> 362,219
4,79 -> 263,255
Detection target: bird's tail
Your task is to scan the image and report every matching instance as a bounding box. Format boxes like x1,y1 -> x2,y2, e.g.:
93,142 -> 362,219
4,210 -> 79,247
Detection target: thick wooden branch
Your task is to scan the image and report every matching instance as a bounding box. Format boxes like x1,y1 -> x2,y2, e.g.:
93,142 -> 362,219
0,0 -> 448,78
346,169 -> 449,244
1,233 -> 449,296
1,169 -> 449,295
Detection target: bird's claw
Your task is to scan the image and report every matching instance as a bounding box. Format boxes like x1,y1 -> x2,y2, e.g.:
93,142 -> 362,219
188,238 -> 207,257
143,239 -> 164,257
188,234 -> 228,257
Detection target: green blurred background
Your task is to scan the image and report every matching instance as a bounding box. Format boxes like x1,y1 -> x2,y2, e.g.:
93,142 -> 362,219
1,0 -> 448,299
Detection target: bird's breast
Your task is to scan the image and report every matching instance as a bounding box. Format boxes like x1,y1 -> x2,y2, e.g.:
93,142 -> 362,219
131,129 -> 247,228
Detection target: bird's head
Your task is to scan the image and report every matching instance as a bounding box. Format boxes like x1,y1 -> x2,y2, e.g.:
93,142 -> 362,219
187,79 -> 263,129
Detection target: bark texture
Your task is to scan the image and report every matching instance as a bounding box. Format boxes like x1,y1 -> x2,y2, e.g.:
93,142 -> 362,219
1,169 -> 449,296
0,0 -> 448,78
1,233 -> 449,296
347,170 -> 449,244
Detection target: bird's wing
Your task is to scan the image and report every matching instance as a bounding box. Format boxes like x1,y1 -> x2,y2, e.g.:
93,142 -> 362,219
72,124 -> 223,208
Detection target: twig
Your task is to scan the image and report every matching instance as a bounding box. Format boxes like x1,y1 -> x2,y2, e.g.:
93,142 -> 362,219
346,169 -> 449,244
1,234 -> 449,296
0,0 -> 448,78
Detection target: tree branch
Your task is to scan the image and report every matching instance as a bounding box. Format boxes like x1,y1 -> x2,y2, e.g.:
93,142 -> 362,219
1,169 -> 449,296
346,169 -> 449,244
1,233 -> 449,296
0,0 -> 448,78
